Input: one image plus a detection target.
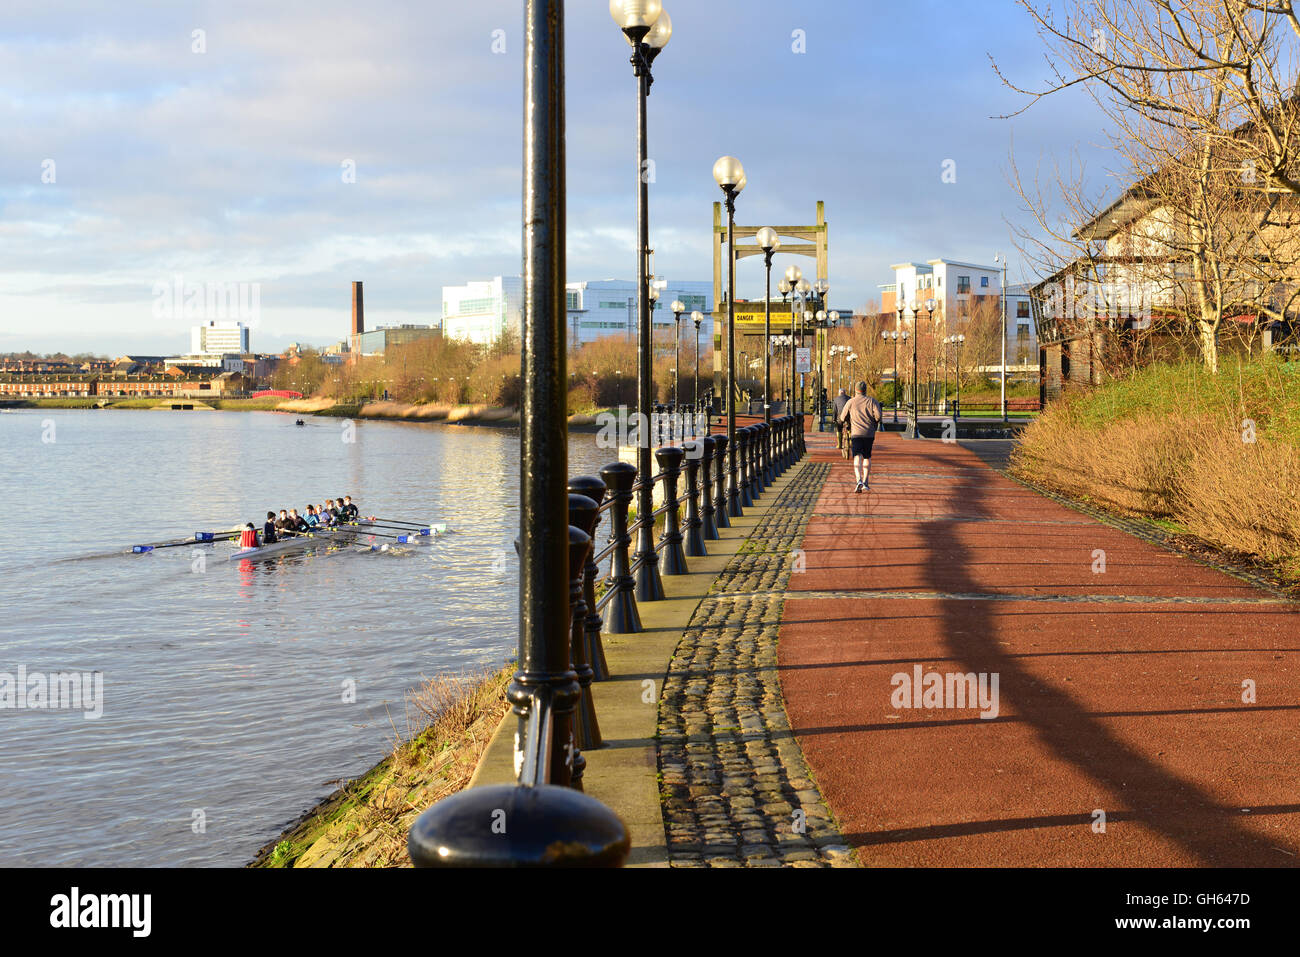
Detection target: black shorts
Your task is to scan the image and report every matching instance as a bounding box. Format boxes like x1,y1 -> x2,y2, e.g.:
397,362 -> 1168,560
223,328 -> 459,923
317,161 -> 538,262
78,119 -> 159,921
850,435 -> 875,459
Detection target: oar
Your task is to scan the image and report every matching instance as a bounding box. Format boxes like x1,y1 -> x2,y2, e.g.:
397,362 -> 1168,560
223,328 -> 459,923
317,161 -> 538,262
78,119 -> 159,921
356,521 -> 441,536
131,529 -> 242,554
365,519 -> 448,535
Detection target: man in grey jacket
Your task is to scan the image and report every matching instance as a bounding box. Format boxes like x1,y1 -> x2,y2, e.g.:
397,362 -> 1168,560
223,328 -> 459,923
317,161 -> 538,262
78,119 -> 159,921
838,381 -> 883,493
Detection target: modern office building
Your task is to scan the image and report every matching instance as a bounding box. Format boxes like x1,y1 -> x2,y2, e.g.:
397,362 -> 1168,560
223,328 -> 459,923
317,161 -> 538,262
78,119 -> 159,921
441,276 -> 524,345
191,320 -> 250,356
564,279 -> 713,349
353,325 -> 441,356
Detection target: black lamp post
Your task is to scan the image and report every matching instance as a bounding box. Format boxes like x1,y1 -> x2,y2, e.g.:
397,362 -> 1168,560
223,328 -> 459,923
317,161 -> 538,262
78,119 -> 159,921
613,0 -> 673,603
953,333 -> 965,416
691,309 -> 703,419
407,0 -> 628,869
882,330 -> 901,422
904,298 -> 937,439
713,154 -> 746,517
671,299 -> 684,412
756,226 -> 779,481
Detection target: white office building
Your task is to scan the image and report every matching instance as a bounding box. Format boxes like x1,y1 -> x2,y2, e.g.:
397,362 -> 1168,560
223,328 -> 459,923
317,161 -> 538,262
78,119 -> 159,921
564,279 -> 713,349
191,320 -> 250,356
441,277 -> 524,345
879,258 -> 1037,368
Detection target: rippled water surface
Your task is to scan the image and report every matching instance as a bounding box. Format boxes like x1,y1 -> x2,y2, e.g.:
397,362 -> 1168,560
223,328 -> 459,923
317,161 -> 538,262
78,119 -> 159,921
0,409 -> 613,866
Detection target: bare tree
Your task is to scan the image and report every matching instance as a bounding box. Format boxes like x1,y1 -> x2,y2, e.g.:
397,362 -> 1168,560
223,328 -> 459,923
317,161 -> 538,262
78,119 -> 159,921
997,0 -> 1300,372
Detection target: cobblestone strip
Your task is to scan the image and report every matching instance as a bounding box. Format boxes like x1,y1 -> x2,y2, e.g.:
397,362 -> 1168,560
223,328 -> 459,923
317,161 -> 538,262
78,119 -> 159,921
657,461 -> 856,868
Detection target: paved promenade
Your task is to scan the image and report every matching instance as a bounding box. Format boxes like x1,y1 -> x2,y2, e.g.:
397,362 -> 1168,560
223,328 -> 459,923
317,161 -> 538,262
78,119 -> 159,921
779,430 -> 1300,866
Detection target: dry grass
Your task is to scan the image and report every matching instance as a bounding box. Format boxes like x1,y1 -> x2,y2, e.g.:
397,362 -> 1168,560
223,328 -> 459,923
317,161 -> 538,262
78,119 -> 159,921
1012,358 -> 1300,581
250,665 -> 512,868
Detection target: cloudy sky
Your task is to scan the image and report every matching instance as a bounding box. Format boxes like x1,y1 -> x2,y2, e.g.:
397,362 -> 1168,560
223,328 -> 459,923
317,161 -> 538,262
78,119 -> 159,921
0,0 -> 1116,355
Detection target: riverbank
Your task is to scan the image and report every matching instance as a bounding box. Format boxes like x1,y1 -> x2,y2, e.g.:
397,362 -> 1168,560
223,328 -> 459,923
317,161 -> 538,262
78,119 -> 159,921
249,665 -> 512,868
14,396 -> 614,430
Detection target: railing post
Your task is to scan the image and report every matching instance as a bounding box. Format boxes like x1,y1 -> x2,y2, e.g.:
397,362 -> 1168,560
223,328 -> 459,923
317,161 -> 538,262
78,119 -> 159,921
567,492 -> 602,764
749,424 -> 764,497
712,433 -> 731,528
762,421 -> 774,485
565,516 -> 593,789
738,427 -> 754,508
684,440 -> 707,555
569,475 -> 610,682
699,434 -> 719,541
599,461 -> 642,634
655,445 -> 688,575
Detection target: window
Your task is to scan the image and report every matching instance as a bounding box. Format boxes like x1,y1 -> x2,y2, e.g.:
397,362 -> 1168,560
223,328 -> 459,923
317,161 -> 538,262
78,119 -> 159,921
1017,301 -> 1030,319
980,276 -> 989,288
957,276 -> 971,294
566,291 -> 580,310
1017,324 -> 1030,343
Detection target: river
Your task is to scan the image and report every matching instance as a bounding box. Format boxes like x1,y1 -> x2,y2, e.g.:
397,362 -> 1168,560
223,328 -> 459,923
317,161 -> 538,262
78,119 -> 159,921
0,408 -> 617,866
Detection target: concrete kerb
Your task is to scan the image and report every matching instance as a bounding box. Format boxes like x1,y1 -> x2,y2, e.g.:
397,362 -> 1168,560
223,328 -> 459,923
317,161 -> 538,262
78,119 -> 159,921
466,455 -> 808,867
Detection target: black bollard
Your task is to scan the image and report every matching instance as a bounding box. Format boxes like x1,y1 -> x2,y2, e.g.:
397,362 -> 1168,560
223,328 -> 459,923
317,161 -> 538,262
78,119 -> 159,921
682,440 -> 707,557
600,461 -> 642,634
564,519 -> 593,789
728,427 -> 745,518
567,494 -> 602,767
747,425 -> 763,498
699,435 -> 719,541
569,475 -> 610,682
712,433 -> 731,528
738,428 -> 754,508
762,421 -> 774,486
656,445 -> 688,575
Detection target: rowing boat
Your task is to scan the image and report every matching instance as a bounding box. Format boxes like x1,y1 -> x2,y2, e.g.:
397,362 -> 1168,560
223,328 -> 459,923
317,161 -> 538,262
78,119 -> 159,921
227,524 -> 366,562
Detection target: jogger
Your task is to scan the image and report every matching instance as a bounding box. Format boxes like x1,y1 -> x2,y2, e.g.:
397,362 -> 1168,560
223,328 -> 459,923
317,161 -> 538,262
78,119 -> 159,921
838,381 -> 883,493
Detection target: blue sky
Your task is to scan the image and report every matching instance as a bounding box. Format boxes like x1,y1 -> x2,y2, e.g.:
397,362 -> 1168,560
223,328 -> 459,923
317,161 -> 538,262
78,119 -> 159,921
0,0 -> 1118,355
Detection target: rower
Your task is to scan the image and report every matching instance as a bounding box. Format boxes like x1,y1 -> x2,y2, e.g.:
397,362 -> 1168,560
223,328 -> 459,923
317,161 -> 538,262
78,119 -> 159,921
262,512 -> 278,544
341,496 -> 359,521
275,509 -> 292,535
290,508 -> 309,532
239,523 -> 258,549
304,506 -> 319,528
317,504 -> 333,527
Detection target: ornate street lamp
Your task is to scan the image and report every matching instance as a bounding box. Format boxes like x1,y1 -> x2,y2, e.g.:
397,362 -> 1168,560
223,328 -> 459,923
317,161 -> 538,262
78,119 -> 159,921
904,298 -> 937,439
756,226 -> 779,483
671,299 -> 685,413
713,153 -> 745,517
611,0 -> 673,603
409,0 -> 628,869
690,309 -> 703,422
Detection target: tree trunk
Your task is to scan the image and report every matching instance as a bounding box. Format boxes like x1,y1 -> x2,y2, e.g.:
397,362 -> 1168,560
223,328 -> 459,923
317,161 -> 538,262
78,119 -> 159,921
1198,322 -> 1219,374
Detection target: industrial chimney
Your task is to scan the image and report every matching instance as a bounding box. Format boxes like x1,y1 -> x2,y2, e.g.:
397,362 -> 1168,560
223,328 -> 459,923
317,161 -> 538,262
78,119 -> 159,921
351,281 -> 365,338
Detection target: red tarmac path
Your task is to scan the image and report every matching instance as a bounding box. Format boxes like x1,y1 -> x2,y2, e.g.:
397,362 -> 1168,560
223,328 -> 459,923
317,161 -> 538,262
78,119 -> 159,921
778,430 -> 1300,866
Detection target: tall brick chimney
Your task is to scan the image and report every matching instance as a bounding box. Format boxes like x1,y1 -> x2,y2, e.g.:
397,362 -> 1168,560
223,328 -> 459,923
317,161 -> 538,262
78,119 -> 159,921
351,281 -> 364,337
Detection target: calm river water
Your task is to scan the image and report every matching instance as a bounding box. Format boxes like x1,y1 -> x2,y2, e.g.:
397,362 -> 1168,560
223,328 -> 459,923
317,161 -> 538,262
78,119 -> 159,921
0,409 -> 615,866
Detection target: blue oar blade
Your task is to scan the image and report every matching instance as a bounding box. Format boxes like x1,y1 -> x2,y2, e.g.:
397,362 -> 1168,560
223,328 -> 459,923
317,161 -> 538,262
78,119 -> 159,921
132,545 -> 154,554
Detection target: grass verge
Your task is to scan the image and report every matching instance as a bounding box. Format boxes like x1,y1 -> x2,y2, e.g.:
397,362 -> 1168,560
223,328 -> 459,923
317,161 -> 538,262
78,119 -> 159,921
247,664 -> 512,868
1010,356 -> 1300,585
